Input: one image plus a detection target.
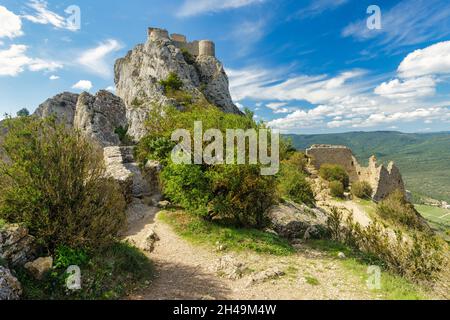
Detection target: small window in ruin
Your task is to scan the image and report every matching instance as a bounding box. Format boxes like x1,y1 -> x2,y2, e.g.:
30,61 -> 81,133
351,161 -> 354,166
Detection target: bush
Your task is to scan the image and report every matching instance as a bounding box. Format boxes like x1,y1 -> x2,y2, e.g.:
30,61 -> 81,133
329,181 -> 345,198
278,164 -> 315,206
114,126 -> 133,145
377,190 -> 429,231
135,135 -> 175,165
352,181 -> 373,199
319,164 -> 350,188
326,207 -> 445,282
181,48 -> 196,65
160,72 -> 183,93
0,117 -> 126,251
16,108 -> 30,117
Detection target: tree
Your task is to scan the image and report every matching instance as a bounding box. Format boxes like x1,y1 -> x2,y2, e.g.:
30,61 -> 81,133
16,108 -> 30,117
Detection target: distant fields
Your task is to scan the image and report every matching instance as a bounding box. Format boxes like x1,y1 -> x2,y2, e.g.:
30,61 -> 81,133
415,204 -> 450,240
287,131 -> 450,202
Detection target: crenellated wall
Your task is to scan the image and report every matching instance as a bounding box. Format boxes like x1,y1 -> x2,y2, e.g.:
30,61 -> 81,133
306,145 -> 406,201
147,27 -> 215,57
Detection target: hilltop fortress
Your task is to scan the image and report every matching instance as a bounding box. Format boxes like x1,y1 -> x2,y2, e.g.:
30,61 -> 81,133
306,145 -> 406,201
148,28 -> 216,57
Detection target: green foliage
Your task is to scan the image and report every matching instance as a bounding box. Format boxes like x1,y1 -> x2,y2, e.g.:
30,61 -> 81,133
16,108 -> 30,117
319,164 -> 350,188
352,181 -> 373,199
305,276 -> 320,286
377,190 -> 429,231
114,126 -> 133,145
181,48 -> 196,65
0,117 -> 126,251
54,246 -> 89,270
278,161 -> 315,206
159,210 -> 294,256
160,162 -> 211,217
329,181 -> 345,198
140,104 -> 277,228
160,72 -> 183,93
326,207 -> 445,282
131,97 -> 144,108
18,242 -> 153,300
135,135 -> 175,165
0,219 -> 5,229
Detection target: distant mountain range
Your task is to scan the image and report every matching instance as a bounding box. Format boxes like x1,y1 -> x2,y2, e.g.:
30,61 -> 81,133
286,131 -> 450,202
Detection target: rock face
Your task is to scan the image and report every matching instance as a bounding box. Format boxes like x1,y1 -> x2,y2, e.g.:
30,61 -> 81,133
0,266 -> 22,300
114,27 -> 242,140
74,90 -> 127,147
34,92 -> 79,126
103,146 -> 161,203
267,201 -> 329,240
0,224 -> 36,267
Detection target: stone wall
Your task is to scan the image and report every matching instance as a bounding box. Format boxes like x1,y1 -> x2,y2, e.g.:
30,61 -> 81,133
148,27 -> 215,57
306,144 -> 406,201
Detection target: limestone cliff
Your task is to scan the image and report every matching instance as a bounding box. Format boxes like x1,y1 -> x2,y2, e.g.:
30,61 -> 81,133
114,27 -> 241,140
34,92 -> 79,126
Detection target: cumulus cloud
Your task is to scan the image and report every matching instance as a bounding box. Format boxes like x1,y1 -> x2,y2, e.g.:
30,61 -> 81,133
72,80 -> 92,91
374,77 -> 436,100
0,5 -> 23,39
398,41 -> 450,78
22,0 -> 78,31
49,75 -> 59,80
177,0 -> 265,17
77,39 -> 123,77
0,44 -> 62,76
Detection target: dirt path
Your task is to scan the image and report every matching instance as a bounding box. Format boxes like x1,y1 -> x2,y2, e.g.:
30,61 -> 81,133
125,203 -> 377,300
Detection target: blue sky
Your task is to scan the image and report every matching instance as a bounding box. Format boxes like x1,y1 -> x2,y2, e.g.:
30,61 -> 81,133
1,0 -> 450,134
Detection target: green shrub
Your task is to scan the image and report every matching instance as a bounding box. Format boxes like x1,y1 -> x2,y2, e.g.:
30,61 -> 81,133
181,48 -> 196,65
160,72 -> 183,93
377,190 -> 429,231
16,108 -> 30,117
319,164 -> 350,188
278,164 -> 315,206
114,126 -> 133,145
0,117 -> 126,251
53,246 -> 89,269
135,135 -> 175,165
326,207 -> 445,282
352,181 -> 373,199
329,180 -> 345,198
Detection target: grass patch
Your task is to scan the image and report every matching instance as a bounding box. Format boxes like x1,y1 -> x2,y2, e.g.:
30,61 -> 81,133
307,240 -> 427,300
0,218 -> 5,229
305,275 -> 320,286
159,210 -> 294,256
18,242 -> 153,300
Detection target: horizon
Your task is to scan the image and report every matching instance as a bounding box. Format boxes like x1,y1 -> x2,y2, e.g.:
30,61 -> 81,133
1,0 -> 450,134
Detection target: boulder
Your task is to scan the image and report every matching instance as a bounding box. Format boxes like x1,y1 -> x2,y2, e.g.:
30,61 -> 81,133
33,92 -> 79,126
246,267 -> 285,287
267,201 -> 329,240
24,257 -> 53,280
0,266 -> 22,300
0,224 -> 36,267
143,229 -> 159,253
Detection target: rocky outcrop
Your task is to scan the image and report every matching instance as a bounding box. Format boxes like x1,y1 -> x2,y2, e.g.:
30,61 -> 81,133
0,266 -> 22,300
24,257 -> 53,280
267,201 -> 329,240
114,28 -> 241,140
103,146 -> 161,203
74,90 -> 127,147
0,224 -> 36,267
33,92 -> 79,126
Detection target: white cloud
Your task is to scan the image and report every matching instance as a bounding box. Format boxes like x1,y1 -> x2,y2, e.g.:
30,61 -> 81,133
22,0 -> 77,31
77,39 -> 123,77
342,0 -> 450,50
0,44 -> 61,76
72,80 -> 92,91
294,0 -> 348,19
228,66 -> 366,104
0,5 -> 23,39
49,75 -> 59,80
398,41 -> 450,78
374,77 -> 436,100
177,0 -> 265,17
105,86 -> 115,92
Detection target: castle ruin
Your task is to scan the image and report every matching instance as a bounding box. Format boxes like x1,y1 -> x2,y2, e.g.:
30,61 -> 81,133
306,145 -> 406,201
148,27 -> 216,57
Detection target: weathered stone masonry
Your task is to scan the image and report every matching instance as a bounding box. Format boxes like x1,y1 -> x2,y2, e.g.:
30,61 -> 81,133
306,144 -> 406,201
